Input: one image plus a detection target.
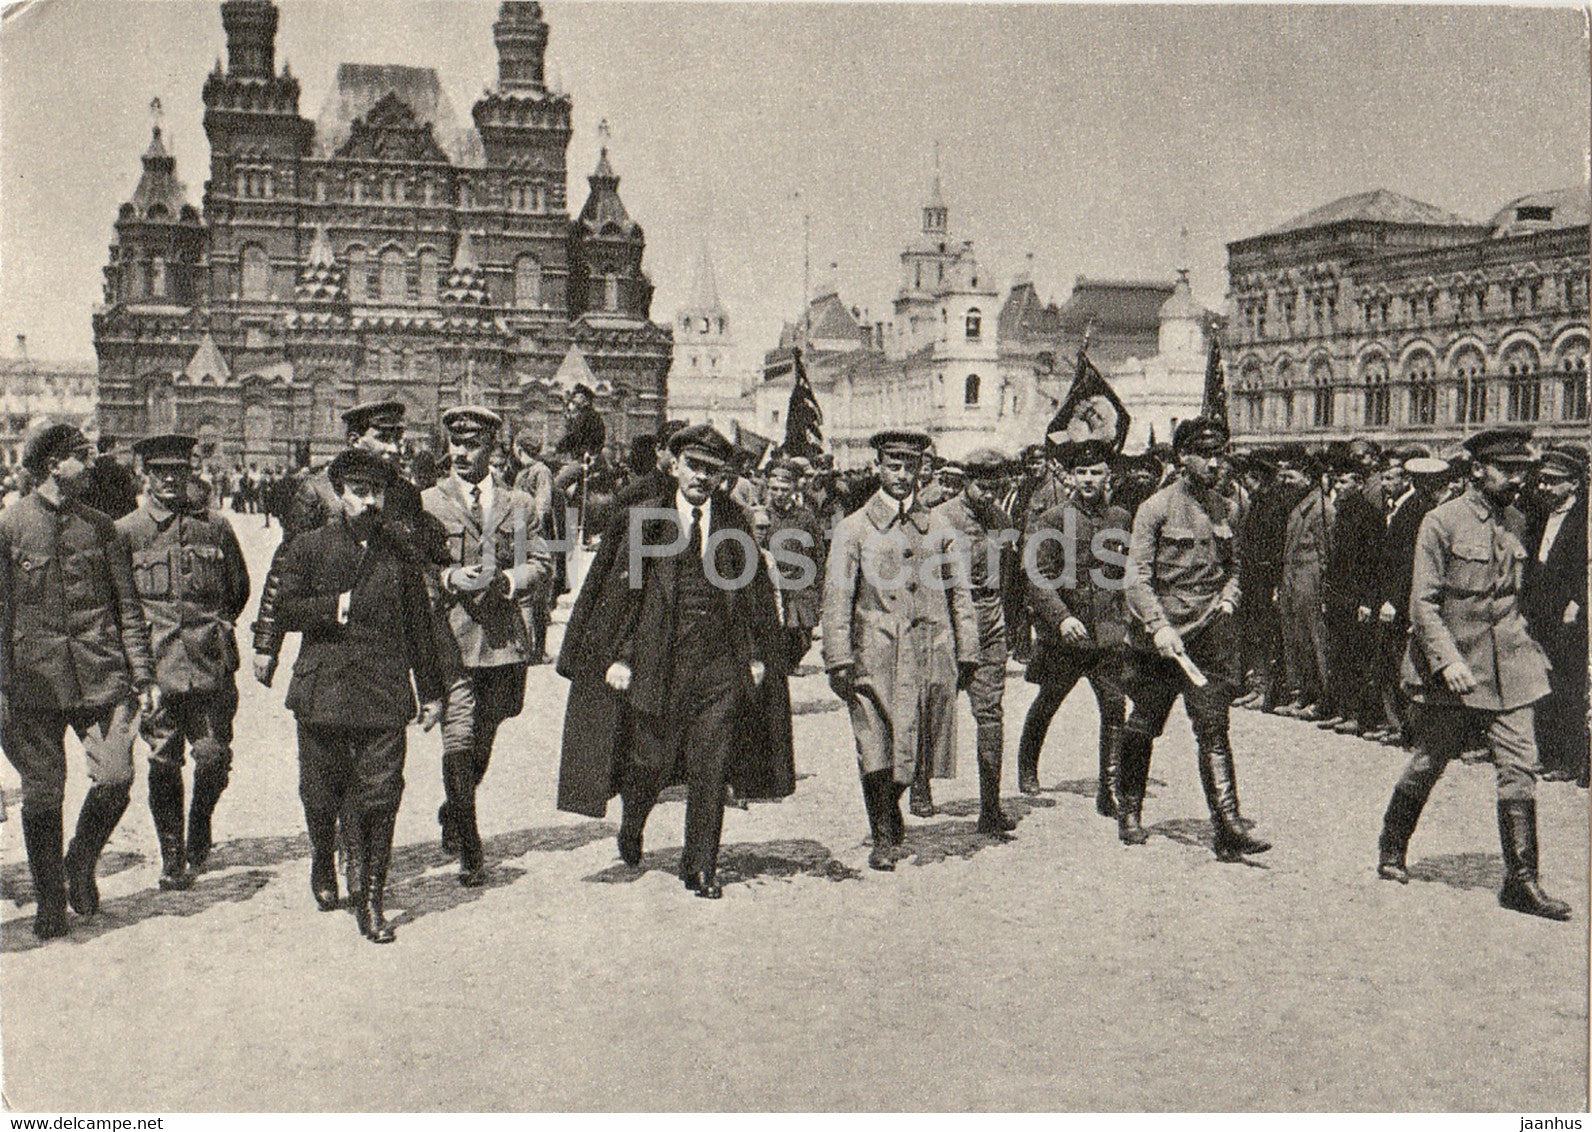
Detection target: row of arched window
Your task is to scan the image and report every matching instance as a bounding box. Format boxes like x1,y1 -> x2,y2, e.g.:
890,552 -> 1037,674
251,171 -> 560,213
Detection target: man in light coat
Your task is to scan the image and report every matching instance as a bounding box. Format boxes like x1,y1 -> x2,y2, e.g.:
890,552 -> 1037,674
822,429 -> 978,870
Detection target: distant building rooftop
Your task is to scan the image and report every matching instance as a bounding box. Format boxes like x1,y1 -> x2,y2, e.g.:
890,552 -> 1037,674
1263,188 -> 1478,236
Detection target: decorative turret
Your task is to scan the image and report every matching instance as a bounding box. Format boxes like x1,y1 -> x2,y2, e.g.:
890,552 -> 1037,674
494,2 -> 549,92
294,227 -> 347,308
203,0 -> 312,182
104,114 -> 204,309
221,0 -> 277,78
570,139 -> 652,320
472,1 -> 572,169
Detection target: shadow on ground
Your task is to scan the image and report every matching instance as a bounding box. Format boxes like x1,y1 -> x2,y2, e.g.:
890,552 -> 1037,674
1408,851 -> 1504,891
585,836 -> 863,886
4,850 -> 146,908
1147,816 -> 1272,868
2,869 -> 273,954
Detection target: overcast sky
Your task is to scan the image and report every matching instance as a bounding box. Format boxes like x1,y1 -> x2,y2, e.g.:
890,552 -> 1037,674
1,0 -> 1587,368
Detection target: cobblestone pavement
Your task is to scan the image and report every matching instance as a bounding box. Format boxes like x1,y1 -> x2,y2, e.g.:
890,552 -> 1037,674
2,514 -> 1586,1111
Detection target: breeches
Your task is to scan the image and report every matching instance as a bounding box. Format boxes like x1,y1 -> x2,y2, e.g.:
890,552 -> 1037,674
1395,703 -> 1541,803
441,663 -> 527,779
297,724 -> 406,816
3,699 -> 138,809
143,683 -> 239,773
1124,620 -> 1238,743
1021,649 -> 1126,751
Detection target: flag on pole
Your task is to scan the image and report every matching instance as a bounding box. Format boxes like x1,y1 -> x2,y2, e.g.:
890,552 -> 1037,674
783,345 -> 824,458
1202,331 -> 1228,427
1046,346 -> 1131,453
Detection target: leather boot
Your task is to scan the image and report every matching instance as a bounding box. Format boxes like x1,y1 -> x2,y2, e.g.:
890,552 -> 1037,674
305,808 -> 340,911
147,766 -> 193,892
1376,784 -> 1431,883
186,756 -> 228,872
1096,724 -> 1122,818
341,810 -> 367,919
1016,727 -> 1042,796
437,803 -> 460,859
860,771 -> 893,870
889,781 -> 908,857
21,808 -> 70,940
1497,800 -> 1572,921
361,808 -> 398,943
444,751 -> 485,886
64,783 -> 131,918
909,753 -> 934,817
1197,736 -> 1271,861
1114,732 -> 1153,845
976,759 -> 1016,839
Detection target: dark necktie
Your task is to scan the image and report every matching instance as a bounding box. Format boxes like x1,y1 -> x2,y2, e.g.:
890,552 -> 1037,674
469,483 -> 484,530
689,506 -> 703,559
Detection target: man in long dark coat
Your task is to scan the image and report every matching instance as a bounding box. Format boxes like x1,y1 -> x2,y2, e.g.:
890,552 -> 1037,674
1523,444 -> 1588,786
555,424 -> 792,899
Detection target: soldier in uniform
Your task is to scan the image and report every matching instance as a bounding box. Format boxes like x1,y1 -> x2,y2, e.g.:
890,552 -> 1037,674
822,430 -> 978,869
117,434 -> 250,890
0,424 -> 158,939
1377,429 -> 1571,920
935,448 -> 1018,837
763,459 -> 826,670
555,424 -> 791,899
1119,418 -> 1271,860
1017,439 -> 1131,814
424,406 -> 551,886
274,448 -> 444,941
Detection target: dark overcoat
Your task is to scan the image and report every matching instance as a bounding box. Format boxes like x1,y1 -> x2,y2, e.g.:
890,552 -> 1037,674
555,490 -> 794,817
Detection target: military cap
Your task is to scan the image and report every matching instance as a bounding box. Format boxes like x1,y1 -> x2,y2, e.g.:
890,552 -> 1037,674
1172,416 -> 1229,454
342,399 -> 406,433
327,446 -> 397,490
666,422 -> 734,467
963,448 -> 1007,480
133,433 -> 198,467
1391,443 -> 1432,463
938,458 -> 966,477
1404,456 -> 1451,477
441,405 -> 503,437
569,382 -> 596,401
766,458 -> 801,483
1540,444 -> 1588,478
1463,427 -> 1537,466
869,429 -> 933,456
1272,443 -> 1308,468
1242,448 -> 1278,475
788,455 -> 814,475
1060,438 -> 1114,468
1324,442 -> 1362,476
21,422 -> 89,475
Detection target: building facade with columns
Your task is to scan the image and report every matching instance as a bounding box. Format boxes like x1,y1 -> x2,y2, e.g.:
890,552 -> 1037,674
0,338 -> 97,468
1226,187 -> 1589,449
92,0 -> 671,469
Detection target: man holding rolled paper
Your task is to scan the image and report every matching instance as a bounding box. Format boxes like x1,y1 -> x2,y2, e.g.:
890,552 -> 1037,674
1118,417 -> 1271,861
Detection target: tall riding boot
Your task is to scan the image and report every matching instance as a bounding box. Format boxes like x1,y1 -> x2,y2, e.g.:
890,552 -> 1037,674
443,751 -> 485,886
862,771 -> 894,870
1096,724 -> 1122,818
976,759 -> 1016,838
437,802 -> 460,859
361,808 -> 399,943
21,808 -> 69,940
186,756 -> 229,872
1016,712 -> 1043,795
1197,736 -> 1271,861
64,783 -> 131,918
341,809 -> 367,920
1376,783 -> 1431,883
909,751 -> 935,817
1497,800 -> 1572,921
889,781 -> 908,856
304,807 -> 340,911
1114,732 -> 1153,845
147,765 -> 193,892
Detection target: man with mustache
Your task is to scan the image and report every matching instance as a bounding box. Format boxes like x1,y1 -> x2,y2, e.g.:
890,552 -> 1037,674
1376,428 -> 1569,920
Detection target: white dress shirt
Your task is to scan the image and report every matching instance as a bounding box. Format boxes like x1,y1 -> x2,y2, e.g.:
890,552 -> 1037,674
1538,495 -> 1578,564
675,488 -> 713,561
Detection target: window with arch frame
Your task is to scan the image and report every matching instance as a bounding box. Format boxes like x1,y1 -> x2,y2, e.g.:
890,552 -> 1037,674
1504,344 -> 1541,422
965,309 -> 982,340
1406,352 -> 1438,426
964,373 -> 980,407
1453,348 -> 1487,424
1360,357 -> 1388,427
1560,342 -> 1589,420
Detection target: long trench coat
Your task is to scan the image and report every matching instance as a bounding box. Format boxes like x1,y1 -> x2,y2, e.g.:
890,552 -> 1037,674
555,490 -> 795,818
820,490 -> 978,784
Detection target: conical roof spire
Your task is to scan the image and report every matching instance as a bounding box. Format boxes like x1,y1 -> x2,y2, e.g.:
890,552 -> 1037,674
128,121 -> 190,221
686,238 -> 723,315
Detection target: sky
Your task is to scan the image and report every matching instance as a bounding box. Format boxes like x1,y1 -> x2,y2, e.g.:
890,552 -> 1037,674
1,0 -> 1588,370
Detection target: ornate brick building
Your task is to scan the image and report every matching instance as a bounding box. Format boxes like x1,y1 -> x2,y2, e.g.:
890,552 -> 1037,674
1226,187 -> 1589,448
93,0 -> 671,468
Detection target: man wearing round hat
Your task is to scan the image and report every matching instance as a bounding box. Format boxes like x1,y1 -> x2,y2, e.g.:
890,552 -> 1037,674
935,447 -> 1019,837
1370,453 -> 1450,743
274,446 -> 445,941
821,430 -> 978,868
1377,427 -> 1570,919
1120,417 -> 1271,860
1275,447 -> 1333,720
423,406 -> 551,885
118,434 -> 250,891
1321,445 -> 1389,735
1523,444 -> 1587,786
1019,438 -> 1131,814
556,423 -> 791,898
1,423 -> 158,939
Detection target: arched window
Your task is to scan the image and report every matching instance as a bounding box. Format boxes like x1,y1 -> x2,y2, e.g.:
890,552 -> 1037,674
314,176 -> 327,203
1311,358 -> 1336,428
1405,351 -> 1437,427
533,185 -> 546,212
150,256 -> 167,300
240,245 -> 270,301
422,179 -> 436,205
1361,356 -> 1388,427
350,176 -> 364,203
1503,342 -> 1541,422
514,255 -> 541,309
1559,341 -> 1589,420
1452,346 -> 1486,424
965,309 -> 982,340
380,248 -> 406,303
236,170 -> 248,198
417,249 -> 439,304
964,374 -> 980,407
604,273 -> 620,312
345,245 -> 368,302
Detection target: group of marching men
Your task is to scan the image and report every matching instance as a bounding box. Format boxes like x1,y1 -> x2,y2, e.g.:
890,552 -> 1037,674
1,395 -> 1585,943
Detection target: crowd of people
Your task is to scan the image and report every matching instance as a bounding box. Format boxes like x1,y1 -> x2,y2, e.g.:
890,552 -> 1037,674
1,380 -> 1585,943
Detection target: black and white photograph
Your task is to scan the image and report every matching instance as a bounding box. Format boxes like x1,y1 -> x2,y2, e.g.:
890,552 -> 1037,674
0,0 -> 1587,1114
